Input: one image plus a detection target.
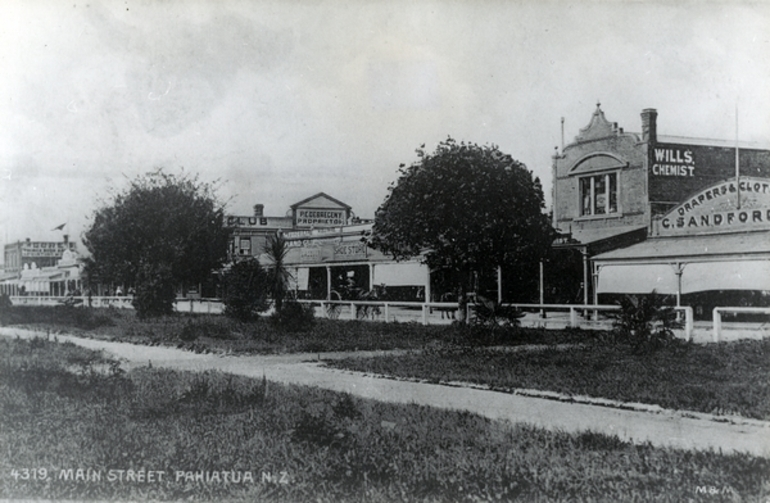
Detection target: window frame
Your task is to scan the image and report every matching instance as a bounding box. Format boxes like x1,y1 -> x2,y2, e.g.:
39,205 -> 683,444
577,170 -> 621,218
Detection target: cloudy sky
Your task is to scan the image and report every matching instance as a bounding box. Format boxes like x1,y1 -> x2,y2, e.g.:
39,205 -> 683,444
1,0 -> 769,253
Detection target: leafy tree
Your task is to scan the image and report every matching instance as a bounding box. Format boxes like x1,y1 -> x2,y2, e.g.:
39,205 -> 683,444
83,170 -> 229,317
221,257 -> 270,322
263,233 -> 293,314
371,138 -> 553,320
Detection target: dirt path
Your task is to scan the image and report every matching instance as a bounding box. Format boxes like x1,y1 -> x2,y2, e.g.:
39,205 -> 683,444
3,327 -> 769,458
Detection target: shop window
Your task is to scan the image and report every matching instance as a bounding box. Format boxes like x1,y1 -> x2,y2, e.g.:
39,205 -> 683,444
580,172 -> 618,216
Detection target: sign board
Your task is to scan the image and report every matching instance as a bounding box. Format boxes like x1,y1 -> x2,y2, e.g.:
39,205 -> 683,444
295,209 -> 346,227
333,242 -> 367,260
21,242 -> 74,258
654,177 -> 770,236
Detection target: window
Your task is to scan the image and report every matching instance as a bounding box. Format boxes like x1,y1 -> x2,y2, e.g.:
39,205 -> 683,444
580,173 -> 617,216
239,238 -> 252,255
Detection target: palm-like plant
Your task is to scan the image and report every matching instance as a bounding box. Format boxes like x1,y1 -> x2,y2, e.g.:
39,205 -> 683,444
610,291 -> 684,353
263,233 -> 293,314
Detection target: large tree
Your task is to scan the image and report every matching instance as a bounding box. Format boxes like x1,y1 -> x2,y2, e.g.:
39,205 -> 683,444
371,138 -> 554,313
83,170 -> 230,317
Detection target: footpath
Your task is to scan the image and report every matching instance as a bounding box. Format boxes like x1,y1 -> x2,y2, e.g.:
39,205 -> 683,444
2,327 -> 769,458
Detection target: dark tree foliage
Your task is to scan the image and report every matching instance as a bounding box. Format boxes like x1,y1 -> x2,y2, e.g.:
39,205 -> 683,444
83,170 -> 229,317
371,138 -> 554,307
221,257 -> 270,322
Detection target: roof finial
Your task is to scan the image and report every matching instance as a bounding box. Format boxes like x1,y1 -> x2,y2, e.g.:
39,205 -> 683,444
596,100 -> 601,109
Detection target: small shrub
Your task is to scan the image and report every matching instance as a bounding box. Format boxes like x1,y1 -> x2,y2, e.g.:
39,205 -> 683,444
0,293 -> 12,309
471,296 -> 524,329
610,291 -> 685,354
271,300 -> 315,332
221,258 -> 270,322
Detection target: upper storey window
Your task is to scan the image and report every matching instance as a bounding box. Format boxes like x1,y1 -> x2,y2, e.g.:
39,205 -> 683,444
568,152 -> 626,218
580,173 -> 618,216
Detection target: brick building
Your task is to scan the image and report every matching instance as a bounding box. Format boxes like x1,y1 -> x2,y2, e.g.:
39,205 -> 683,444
551,104 -> 770,314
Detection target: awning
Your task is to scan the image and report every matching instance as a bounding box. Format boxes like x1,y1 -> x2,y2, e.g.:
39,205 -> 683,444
372,262 -> 428,287
682,260 -> 770,293
597,264 -> 679,294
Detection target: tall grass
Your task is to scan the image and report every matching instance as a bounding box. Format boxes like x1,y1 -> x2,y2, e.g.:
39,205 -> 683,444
1,337 -> 769,502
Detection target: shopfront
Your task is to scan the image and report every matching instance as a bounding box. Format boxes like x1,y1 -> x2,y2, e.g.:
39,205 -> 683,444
551,104 -> 770,311
594,177 -> 770,317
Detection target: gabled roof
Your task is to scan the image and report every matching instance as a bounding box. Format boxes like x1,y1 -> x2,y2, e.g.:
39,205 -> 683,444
290,192 -> 352,210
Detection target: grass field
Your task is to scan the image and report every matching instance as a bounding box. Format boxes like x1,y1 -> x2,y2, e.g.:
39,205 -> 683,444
328,340 -> 770,420
2,305 -> 769,421
1,336 -> 769,502
0,305 -> 599,354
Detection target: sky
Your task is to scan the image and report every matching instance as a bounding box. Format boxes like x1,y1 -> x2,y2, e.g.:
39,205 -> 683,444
1,0 -> 769,255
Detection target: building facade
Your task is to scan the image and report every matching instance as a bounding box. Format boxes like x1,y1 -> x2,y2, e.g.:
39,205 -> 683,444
552,104 -> 770,315
1,239 -> 82,297
4,237 -> 77,274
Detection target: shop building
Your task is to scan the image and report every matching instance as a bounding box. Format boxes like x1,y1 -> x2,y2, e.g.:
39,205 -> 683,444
0,244 -> 83,297
280,223 -> 429,302
226,192 -> 355,262
552,104 -> 770,315
227,192 -> 430,301
4,236 -> 77,274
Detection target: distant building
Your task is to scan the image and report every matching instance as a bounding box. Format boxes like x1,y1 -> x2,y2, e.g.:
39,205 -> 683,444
226,203 -> 293,261
4,236 -> 77,274
0,238 -> 82,297
226,193 -> 429,301
225,192 -> 354,262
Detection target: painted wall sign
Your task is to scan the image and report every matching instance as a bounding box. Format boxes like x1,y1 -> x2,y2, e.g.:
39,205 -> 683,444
651,147 -> 695,177
654,177 -> 770,235
648,142 -> 770,204
21,242 -> 74,258
299,248 -> 322,262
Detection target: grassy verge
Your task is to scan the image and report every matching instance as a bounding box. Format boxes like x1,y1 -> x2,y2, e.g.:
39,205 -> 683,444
0,305 -> 598,354
1,337 -> 769,502
329,340 -> 770,420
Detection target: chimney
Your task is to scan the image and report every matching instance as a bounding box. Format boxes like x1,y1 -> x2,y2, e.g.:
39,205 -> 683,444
641,108 -> 657,143
253,204 -> 264,217
63,234 -> 69,244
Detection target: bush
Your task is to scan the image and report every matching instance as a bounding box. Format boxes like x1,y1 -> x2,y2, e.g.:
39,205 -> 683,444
0,293 -> 12,309
221,258 -> 270,322
270,300 -> 315,332
610,291 -> 685,353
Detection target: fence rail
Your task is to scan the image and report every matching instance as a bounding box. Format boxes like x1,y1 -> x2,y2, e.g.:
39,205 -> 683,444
7,295 -> 223,313
712,307 -> 770,342
0,295 -> 723,341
